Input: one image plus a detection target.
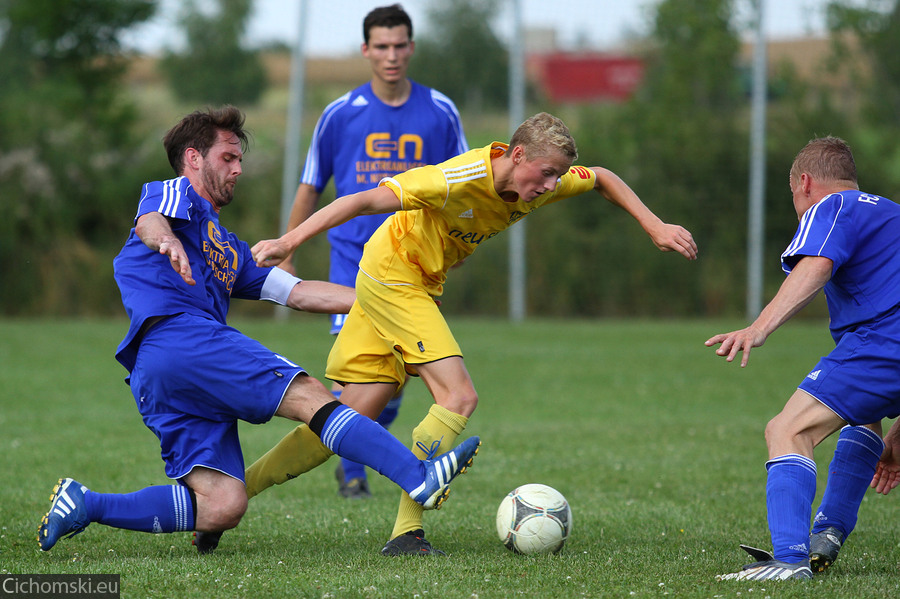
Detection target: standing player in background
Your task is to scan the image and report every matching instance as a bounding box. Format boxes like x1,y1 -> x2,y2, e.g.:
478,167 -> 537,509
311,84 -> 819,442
707,137 -> 900,581
249,3 -> 468,504
252,112 -> 697,557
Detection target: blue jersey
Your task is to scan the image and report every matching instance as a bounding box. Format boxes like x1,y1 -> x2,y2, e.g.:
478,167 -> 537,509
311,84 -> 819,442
300,80 -> 467,260
782,190 -> 900,340
114,177 -> 273,372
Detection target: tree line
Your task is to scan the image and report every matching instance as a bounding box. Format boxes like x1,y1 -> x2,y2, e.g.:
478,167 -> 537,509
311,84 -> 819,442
2,0 -> 898,318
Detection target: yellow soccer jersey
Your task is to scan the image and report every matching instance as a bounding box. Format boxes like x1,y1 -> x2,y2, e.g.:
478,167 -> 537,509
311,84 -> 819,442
360,142 -> 596,296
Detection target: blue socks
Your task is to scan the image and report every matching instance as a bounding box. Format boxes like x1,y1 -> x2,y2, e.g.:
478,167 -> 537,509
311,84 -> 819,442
766,428 -> 884,564
336,389 -> 404,482
812,426 -> 883,538
766,454 -> 817,563
318,403 -> 422,494
85,485 -> 194,533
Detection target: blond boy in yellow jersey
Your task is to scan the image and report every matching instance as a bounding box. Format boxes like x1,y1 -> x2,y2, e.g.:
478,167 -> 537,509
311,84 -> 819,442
251,112 -> 698,556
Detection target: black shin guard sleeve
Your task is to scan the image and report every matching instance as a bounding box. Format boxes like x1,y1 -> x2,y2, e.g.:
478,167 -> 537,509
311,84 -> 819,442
308,400 -> 343,437
186,486 -> 198,530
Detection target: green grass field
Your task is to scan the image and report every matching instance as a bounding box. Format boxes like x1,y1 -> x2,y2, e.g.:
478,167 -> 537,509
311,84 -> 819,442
2,316 -> 899,598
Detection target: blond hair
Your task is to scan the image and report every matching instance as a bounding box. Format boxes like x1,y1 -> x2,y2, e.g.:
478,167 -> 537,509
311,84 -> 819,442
508,112 -> 578,162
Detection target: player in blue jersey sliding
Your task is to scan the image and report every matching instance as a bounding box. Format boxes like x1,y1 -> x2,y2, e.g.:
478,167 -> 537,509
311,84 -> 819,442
36,106 -> 479,554
248,4 -> 467,507
706,136 -> 900,581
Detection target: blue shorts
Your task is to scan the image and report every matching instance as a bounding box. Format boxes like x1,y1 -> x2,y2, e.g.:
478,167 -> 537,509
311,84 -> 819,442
798,310 -> 900,425
328,243 -> 364,335
129,313 -> 306,481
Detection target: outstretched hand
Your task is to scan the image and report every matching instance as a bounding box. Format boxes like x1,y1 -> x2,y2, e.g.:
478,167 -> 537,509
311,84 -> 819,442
872,431 -> 900,495
649,223 -> 698,261
252,239 -> 290,267
159,238 -> 195,286
704,326 -> 767,368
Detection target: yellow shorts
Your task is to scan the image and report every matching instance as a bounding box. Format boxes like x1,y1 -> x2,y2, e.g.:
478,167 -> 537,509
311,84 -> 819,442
325,271 -> 462,386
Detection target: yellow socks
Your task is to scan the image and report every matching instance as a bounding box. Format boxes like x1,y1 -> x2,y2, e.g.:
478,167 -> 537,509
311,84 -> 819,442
244,425 -> 333,499
390,404 -> 468,539
244,404 -> 471,541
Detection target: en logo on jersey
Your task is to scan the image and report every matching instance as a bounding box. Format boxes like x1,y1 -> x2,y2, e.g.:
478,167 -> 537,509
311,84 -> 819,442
366,133 -> 424,160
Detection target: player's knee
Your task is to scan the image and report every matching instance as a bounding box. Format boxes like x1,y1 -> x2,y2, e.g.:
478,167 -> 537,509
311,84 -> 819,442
461,389 -> 479,415
184,468 -> 248,531
290,373 -> 331,398
439,387 -> 478,418
764,413 -> 793,449
203,490 -> 248,531
278,374 -> 333,420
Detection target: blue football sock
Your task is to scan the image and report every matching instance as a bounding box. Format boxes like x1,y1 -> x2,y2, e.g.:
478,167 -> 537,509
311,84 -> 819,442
766,454 -> 817,563
85,485 -> 194,533
338,391 -> 404,483
319,403 -> 422,494
332,388 -> 366,482
812,426 -> 883,538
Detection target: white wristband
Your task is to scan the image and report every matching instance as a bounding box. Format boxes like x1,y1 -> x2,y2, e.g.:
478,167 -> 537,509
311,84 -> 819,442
260,268 -> 302,305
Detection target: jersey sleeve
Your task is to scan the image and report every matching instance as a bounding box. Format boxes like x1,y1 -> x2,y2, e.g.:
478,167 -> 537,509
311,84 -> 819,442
380,165 -> 450,211
782,194 -> 855,273
300,95 -> 348,192
429,89 -> 468,158
134,177 -> 193,223
541,165 -> 596,206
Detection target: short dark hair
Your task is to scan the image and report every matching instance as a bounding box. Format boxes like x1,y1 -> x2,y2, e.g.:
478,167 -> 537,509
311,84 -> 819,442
163,106 -> 249,175
790,136 -> 857,185
363,4 -> 412,44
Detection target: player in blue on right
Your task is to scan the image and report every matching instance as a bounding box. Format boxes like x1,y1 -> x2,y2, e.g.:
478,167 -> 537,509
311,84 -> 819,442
706,136 -> 900,581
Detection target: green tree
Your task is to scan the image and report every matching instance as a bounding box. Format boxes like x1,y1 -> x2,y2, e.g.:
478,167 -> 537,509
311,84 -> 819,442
0,0 -> 157,314
441,0 -> 876,319
524,0 -> 747,317
408,0 -> 508,112
824,0 -> 900,199
160,0 -> 267,106
827,0 -> 900,125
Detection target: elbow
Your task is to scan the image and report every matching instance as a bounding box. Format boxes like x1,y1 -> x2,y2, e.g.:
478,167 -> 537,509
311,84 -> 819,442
134,216 -> 150,239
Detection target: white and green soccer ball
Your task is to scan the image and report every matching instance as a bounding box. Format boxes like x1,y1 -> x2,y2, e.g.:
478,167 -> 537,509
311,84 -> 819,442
496,483 -> 572,555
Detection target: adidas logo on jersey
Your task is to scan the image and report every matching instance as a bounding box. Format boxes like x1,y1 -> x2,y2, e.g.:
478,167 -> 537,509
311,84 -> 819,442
458,209 -> 473,218
807,370 -> 821,381
351,95 -> 369,107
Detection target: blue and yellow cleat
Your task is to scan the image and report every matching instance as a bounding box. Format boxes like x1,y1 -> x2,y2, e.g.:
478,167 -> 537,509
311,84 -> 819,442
37,478 -> 91,551
409,436 -> 480,510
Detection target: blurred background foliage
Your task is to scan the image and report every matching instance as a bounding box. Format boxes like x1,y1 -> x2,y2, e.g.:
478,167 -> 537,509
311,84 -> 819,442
159,0 -> 268,105
1,0 -> 899,318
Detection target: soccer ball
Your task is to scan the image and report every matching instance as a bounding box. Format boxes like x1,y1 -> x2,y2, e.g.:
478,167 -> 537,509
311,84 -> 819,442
496,483 -> 572,554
